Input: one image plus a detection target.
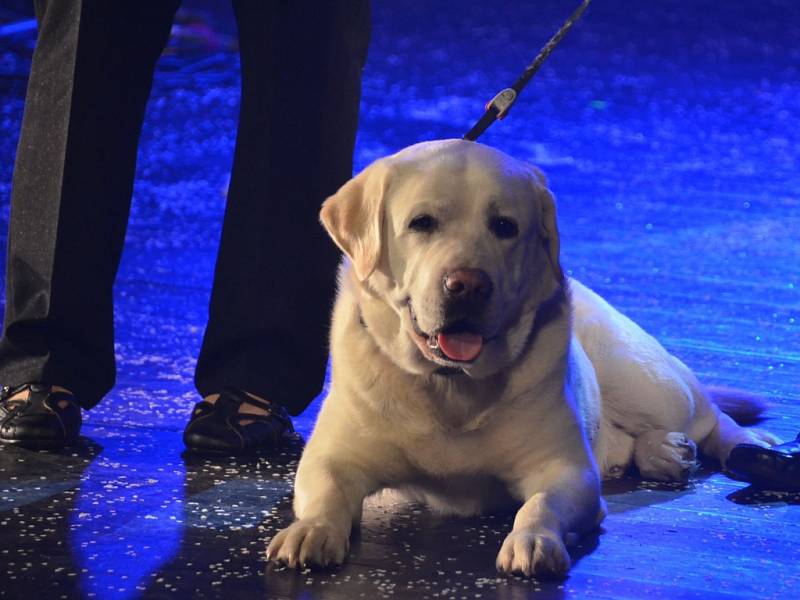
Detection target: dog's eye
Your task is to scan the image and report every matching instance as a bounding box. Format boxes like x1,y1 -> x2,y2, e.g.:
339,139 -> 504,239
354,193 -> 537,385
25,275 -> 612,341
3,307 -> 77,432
409,214 -> 437,233
489,216 -> 519,239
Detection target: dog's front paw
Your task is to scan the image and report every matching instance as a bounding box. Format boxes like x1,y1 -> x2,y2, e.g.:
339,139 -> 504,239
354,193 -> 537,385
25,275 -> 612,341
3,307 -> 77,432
267,519 -> 349,568
496,528 -> 571,578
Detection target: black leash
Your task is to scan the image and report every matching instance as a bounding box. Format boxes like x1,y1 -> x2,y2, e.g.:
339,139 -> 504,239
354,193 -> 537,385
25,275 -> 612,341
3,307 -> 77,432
463,0 -> 593,142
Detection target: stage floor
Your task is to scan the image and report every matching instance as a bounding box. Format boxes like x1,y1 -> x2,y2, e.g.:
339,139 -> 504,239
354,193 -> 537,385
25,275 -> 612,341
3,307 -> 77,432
1,1 -> 799,598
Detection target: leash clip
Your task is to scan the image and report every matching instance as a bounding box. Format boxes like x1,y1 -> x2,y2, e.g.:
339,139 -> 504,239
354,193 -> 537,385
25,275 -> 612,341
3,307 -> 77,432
485,88 -> 517,119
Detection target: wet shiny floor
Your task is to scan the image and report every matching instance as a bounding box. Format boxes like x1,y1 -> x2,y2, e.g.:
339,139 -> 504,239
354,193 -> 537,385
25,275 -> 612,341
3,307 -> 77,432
1,0 -> 799,598
3,430 -> 799,599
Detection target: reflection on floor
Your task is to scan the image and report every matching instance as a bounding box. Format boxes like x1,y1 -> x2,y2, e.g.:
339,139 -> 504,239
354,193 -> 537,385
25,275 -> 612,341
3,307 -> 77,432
1,0 -> 799,598
3,429 -> 799,599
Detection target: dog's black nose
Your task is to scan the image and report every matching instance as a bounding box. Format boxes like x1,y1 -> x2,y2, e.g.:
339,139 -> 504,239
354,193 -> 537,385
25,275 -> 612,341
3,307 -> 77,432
443,268 -> 493,305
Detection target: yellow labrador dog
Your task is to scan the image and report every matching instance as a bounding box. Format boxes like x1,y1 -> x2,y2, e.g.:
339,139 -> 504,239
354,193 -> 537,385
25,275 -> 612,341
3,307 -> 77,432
267,139 -> 776,577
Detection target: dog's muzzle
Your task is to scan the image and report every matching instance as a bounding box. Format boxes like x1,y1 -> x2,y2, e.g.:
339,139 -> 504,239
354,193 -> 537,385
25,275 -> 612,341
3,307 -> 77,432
442,268 -> 493,316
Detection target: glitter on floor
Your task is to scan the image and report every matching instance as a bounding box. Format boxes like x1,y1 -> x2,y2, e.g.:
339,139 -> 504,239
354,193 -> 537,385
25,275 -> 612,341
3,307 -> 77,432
1,1 -> 799,598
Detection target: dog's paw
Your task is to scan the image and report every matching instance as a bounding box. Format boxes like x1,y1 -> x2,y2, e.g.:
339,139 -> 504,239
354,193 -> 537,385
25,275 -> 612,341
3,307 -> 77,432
740,427 -> 780,448
634,430 -> 699,482
495,528 -> 571,578
266,519 -> 349,568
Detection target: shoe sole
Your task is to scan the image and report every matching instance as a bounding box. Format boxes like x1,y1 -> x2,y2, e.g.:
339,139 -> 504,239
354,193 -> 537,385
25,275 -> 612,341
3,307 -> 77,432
0,436 -> 77,451
182,443 -> 280,457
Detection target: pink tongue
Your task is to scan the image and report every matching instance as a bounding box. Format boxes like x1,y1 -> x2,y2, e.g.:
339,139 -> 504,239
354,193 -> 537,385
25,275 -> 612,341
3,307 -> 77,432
436,332 -> 483,362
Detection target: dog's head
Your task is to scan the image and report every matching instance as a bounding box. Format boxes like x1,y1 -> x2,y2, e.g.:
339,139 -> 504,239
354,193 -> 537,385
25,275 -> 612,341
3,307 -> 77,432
321,139 -> 563,378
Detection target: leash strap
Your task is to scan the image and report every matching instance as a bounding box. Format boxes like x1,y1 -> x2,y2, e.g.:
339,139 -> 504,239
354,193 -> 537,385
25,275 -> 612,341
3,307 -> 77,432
463,0 -> 593,142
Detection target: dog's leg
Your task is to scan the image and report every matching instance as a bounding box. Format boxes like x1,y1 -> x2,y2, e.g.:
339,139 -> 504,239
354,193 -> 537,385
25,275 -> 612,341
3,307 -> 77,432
267,453 -> 377,568
633,429 -> 698,482
699,406 -> 779,468
496,461 -> 604,578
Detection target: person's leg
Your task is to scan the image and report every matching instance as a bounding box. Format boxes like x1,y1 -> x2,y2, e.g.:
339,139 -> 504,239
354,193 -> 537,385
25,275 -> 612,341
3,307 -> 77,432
0,0 -> 179,409
194,0 -> 371,416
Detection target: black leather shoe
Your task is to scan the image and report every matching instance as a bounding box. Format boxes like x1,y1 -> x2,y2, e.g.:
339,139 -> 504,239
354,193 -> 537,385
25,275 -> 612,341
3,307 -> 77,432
183,387 -> 293,455
0,383 -> 82,450
727,433 -> 800,492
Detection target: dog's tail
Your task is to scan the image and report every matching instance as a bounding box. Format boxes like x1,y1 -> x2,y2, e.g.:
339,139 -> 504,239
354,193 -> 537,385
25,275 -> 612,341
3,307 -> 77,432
707,386 -> 769,425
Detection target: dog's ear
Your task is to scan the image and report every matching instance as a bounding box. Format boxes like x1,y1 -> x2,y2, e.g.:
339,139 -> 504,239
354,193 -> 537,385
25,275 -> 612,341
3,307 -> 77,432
320,163 -> 389,281
528,165 -> 564,283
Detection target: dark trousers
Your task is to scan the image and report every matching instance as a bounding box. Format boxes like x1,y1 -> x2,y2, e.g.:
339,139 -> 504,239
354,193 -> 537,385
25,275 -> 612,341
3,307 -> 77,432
0,0 -> 370,415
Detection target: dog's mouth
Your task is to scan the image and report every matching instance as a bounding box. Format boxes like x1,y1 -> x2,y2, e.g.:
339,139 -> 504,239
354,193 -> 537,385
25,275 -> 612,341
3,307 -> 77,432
408,302 -> 487,364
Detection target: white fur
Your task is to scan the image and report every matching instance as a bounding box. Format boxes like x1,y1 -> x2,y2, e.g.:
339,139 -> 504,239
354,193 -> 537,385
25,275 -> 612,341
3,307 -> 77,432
267,140 -> 776,577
